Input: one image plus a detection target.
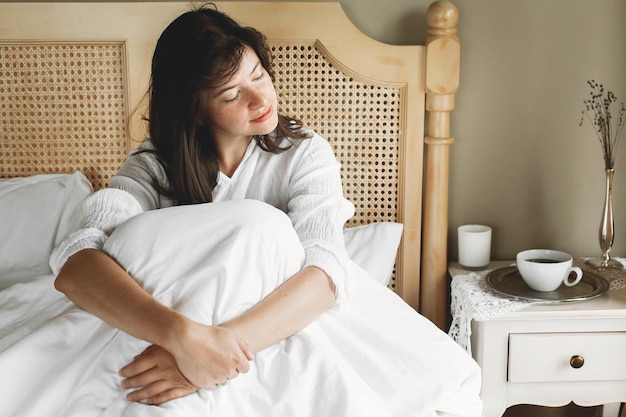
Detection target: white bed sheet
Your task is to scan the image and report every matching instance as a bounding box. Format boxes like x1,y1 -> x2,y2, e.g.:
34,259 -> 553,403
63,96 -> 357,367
0,200 -> 481,417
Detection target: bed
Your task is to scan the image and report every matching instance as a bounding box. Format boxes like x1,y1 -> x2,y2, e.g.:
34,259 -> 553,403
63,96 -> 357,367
0,2 -> 475,417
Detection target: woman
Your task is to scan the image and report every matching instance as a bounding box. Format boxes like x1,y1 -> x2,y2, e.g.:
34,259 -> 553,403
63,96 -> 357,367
49,5 -> 481,416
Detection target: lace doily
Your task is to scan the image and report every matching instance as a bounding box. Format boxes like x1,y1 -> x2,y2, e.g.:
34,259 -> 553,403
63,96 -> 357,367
449,258 -> 626,355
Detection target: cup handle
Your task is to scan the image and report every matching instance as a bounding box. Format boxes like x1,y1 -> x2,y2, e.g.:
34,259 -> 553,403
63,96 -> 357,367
563,266 -> 583,287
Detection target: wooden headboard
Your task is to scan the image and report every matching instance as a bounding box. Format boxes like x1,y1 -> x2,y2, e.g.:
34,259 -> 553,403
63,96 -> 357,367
0,1 -> 459,329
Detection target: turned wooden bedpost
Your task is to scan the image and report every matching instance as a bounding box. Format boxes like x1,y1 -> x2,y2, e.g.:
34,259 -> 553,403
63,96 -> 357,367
421,1 -> 460,330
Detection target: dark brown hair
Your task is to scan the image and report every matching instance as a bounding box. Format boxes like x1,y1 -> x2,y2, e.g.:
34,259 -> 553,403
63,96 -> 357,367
147,4 -> 310,205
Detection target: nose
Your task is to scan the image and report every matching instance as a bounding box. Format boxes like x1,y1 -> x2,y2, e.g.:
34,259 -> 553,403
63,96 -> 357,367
248,88 -> 268,109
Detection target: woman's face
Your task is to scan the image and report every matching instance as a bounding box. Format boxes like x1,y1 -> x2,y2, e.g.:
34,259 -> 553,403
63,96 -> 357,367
206,46 -> 279,145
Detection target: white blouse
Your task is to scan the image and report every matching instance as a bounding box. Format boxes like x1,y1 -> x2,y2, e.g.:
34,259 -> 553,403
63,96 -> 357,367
50,132 -> 356,304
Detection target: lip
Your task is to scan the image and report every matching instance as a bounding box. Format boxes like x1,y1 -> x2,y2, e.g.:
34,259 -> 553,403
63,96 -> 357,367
252,106 -> 273,123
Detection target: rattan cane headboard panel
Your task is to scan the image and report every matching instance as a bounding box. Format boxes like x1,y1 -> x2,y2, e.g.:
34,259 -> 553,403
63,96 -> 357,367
0,2 -> 461,329
271,42 -> 401,228
0,42 -> 128,190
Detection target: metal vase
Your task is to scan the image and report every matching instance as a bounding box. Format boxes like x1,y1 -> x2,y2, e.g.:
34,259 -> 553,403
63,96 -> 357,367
588,168 -> 622,270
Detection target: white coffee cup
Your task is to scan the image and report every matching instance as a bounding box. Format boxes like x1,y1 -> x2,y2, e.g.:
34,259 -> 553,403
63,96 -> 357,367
516,249 -> 583,292
458,224 -> 492,270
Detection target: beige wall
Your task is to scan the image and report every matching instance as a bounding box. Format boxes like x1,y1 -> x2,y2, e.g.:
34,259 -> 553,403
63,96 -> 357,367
319,0 -> 626,263
382,0 -> 625,263
8,0 -> 626,262
448,0 -> 626,263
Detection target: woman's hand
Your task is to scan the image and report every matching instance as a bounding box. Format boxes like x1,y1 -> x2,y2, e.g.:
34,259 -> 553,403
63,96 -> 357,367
120,344 -> 198,405
121,322 -> 253,404
167,322 -> 253,389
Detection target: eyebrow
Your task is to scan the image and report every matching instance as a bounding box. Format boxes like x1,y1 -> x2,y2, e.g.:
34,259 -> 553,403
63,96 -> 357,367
214,60 -> 262,98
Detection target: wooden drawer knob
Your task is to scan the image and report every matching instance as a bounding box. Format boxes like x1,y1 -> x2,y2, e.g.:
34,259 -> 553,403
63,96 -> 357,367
570,355 -> 585,369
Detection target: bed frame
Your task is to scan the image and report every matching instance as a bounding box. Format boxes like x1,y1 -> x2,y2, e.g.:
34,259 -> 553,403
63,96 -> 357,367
0,1 -> 459,330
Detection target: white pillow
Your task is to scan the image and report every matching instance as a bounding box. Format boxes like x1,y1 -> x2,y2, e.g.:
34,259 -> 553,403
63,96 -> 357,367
343,222 -> 404,286
0,172 -> 93,289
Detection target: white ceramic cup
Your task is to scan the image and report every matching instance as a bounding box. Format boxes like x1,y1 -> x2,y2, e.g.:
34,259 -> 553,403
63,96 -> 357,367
458,225 -> 492,270
516,249 -> 583,292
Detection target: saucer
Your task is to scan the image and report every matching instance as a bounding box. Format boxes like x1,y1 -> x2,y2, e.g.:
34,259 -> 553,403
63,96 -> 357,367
486,266 -> 610,302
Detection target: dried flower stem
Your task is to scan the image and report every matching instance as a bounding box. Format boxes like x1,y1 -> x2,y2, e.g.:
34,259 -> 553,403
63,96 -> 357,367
580,80 -> 625,169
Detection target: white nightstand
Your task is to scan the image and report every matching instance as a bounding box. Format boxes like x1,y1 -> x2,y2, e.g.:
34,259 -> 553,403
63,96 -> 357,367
449,261 -> 626,417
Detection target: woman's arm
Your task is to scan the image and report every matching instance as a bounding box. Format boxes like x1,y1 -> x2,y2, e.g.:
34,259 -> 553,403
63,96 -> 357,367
221,265 -> 336,352
118,264 -> 336,405
57,248 -> 335,404
55,249 -> 253,388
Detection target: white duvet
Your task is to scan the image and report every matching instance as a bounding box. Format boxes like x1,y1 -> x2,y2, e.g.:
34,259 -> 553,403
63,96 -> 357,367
0,200 -> 481,417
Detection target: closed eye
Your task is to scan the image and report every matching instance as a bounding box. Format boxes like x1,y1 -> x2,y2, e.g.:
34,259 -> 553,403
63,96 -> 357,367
253,70 -> 265,81
224,70 -> 264,102
225,91 -> 240,103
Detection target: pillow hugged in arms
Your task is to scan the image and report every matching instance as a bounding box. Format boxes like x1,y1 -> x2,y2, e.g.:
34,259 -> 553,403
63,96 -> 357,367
0,172 -> 93,289
102,200 -> 403,325
103,200 -> 307,324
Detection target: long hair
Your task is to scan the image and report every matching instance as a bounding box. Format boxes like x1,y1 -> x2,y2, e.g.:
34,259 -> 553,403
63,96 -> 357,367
147,4 -> 310,205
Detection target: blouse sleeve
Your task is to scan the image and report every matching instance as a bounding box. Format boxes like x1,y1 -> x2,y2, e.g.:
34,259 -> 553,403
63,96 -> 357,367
49,188 -> 143,274
286,133 -> 356,306
49,142 -> 166,274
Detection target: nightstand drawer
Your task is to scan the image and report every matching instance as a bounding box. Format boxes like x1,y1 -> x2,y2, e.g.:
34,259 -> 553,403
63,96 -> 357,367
508,332 -> 626,383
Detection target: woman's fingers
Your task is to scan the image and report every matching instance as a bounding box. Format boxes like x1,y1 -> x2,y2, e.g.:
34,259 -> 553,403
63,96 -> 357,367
126,379 -> 198,405
125,379 -> 168,403
237,337 -> 254,365
146,387 -> 199,406
119,344 -> 199,403
119,344 -> 159,378
121,365 -> 160,391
